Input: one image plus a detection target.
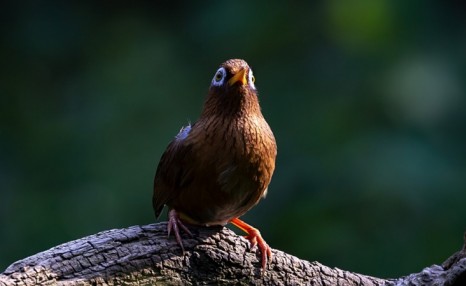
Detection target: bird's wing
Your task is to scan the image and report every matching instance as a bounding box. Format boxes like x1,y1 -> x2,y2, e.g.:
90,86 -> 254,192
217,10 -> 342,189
152,125 -> 195,218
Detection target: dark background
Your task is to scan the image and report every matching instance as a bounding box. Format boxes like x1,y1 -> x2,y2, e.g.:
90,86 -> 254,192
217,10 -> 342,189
1,1 -> 465,278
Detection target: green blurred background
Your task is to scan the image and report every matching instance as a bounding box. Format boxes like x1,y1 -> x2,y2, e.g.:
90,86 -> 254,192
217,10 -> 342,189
1,0 -> 465,278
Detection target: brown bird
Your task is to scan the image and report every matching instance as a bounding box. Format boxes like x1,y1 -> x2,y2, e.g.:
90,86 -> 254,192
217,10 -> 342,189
152,59 -> 277,270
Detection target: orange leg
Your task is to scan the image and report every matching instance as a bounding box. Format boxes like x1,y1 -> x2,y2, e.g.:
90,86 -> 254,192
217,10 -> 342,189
230,218 -> 272,270
167,209 -> 193,252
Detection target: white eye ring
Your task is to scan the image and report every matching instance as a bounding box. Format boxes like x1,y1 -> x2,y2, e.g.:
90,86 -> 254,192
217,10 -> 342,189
248,69 -> 256,90
211,67 -> 226,86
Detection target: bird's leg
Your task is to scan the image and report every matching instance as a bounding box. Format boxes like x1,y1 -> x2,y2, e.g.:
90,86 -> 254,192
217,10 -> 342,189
230,217 -> 272,270
167,209 -> 193,252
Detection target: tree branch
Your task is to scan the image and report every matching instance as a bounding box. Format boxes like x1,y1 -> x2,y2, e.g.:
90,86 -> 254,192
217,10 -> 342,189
1,223 -> 464,285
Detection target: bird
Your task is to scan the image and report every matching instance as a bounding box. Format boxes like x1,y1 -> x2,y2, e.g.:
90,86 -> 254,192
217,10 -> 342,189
152,59 -> 277,270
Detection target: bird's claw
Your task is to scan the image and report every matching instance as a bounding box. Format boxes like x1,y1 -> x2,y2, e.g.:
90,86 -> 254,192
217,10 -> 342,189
231,218 -> 272,271
244,228 -> 272,271
167,209 -> 193,252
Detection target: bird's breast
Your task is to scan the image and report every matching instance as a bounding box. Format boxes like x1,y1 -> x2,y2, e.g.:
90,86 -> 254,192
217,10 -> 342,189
203,115 -> 275,194
197,114 -> 276,170
171,114 -> 276,225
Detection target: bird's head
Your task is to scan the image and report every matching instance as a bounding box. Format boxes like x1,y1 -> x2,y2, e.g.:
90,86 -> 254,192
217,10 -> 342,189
210,59 -> 256,92
203,59 -> 260,117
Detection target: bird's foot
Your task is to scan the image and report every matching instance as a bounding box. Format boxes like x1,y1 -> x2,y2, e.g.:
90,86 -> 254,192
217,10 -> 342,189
230,218 -> 272,271
167,209 -> 193,252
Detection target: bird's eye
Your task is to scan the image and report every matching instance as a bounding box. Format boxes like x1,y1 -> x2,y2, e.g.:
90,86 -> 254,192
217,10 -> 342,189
211,67 -> 226,86
248,69 -> 256,90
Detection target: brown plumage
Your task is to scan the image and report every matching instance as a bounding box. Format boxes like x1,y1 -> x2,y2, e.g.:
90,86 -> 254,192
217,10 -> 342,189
152,59 -> 277,270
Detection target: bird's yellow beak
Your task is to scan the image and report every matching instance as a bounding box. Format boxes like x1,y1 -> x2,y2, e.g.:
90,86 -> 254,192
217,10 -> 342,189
228,68 -> 248,86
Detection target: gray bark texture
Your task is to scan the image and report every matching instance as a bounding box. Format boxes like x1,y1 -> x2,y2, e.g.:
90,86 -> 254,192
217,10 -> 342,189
0,223 -> 465,285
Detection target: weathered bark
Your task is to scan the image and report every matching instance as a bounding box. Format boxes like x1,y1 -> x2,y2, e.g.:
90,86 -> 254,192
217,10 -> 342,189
0,223 -> 464,285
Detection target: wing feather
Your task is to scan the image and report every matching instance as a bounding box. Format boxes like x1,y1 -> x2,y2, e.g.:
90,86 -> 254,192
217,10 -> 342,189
152,125 -> 194,218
